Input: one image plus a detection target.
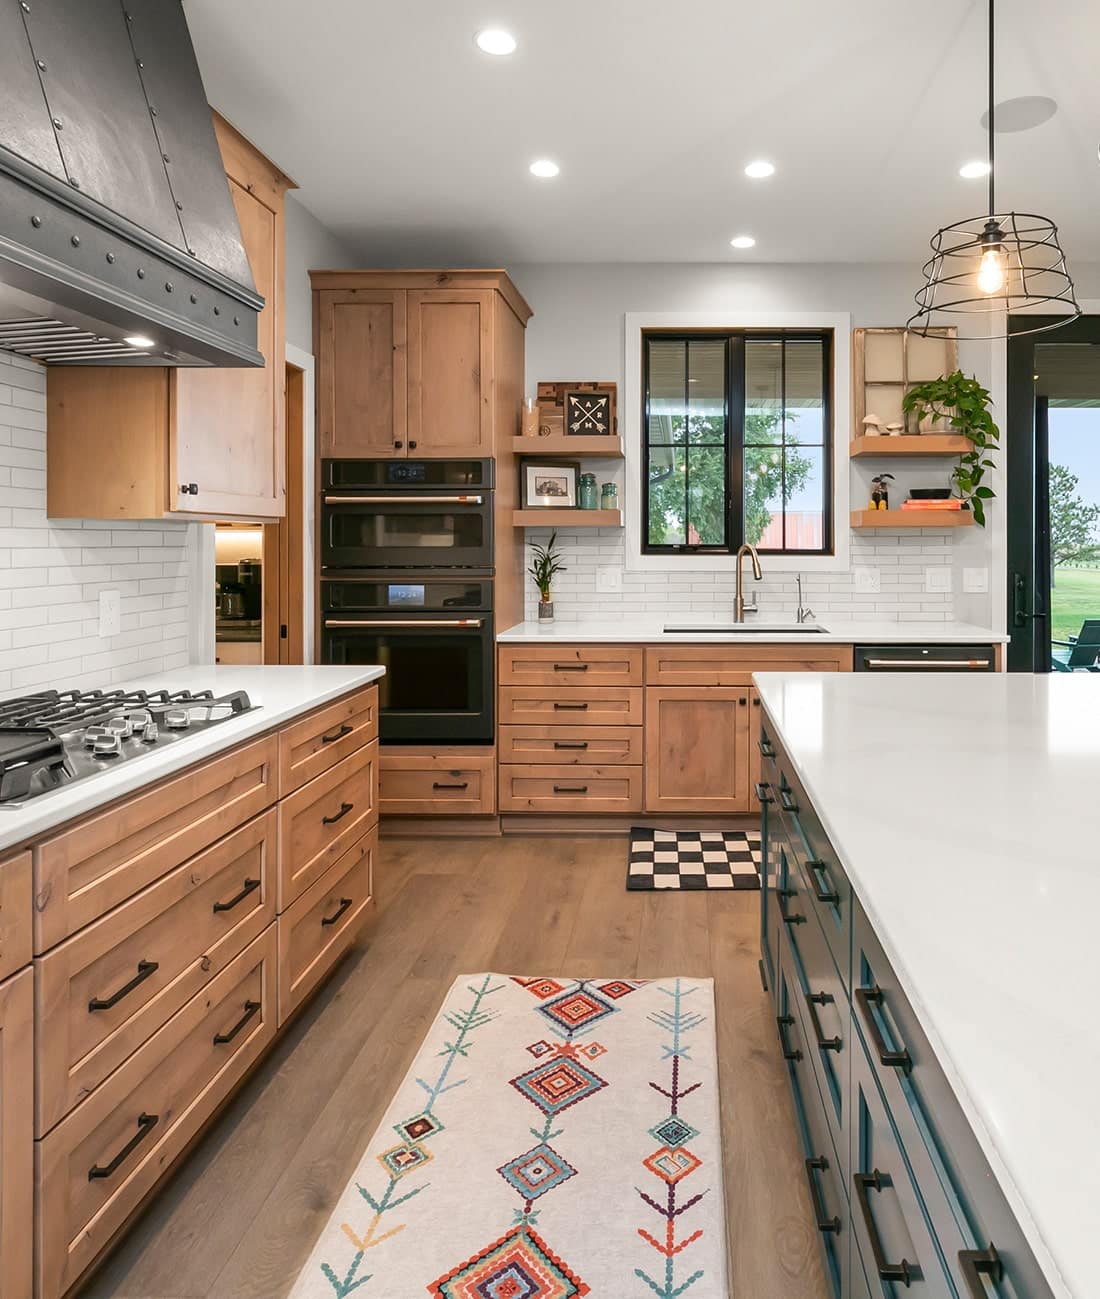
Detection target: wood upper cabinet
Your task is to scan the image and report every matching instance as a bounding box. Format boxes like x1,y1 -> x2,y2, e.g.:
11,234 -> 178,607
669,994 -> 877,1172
644,687 -> 753,813
46,114 -> 293,522
317,290 -> 407,457
407,289 -> 493,456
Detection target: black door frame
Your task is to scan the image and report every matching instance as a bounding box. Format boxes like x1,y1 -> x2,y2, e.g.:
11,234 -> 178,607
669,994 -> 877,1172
1005,314 -> 1100,671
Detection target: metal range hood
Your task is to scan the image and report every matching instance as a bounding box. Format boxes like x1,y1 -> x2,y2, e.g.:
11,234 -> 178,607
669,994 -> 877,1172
0,0 -> 262,367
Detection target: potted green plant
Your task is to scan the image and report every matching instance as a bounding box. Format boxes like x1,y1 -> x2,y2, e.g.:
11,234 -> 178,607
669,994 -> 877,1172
901,370 -> 1000,526
528,531 -> 566,621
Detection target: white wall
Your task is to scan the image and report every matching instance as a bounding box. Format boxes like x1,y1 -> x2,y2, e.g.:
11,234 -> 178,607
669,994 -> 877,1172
284,194 -> 359,354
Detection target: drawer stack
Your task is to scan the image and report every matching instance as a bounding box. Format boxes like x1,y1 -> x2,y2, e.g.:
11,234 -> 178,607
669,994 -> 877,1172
0,851 -> 33,1299
20,682 -> 379,1299
498,645 -> 644,813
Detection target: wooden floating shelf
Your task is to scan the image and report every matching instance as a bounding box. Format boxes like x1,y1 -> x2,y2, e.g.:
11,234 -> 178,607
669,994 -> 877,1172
512,508 -> 622,528
850,509 -> 974,529
513,436 -> 624,457
850,434 -> 973,458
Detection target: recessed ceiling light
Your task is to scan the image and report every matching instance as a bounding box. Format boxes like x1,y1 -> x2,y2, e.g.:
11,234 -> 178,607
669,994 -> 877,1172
476,29 -> 516,55
124,334 -> 154,348
959,160 -> 992,179
729,235 -> 756,249
529,159 -> 560,178
744,160 -> 775,179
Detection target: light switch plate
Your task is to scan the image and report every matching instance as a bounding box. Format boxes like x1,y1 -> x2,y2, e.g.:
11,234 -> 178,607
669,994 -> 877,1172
924,567 -> 953,594
852,567 -> 880,594
98,589 -> 121,638
596,565 -> 623,593
962,566 -> 989,593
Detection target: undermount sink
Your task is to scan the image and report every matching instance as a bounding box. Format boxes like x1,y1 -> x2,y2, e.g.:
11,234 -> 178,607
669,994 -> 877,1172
663,623 -> 829,634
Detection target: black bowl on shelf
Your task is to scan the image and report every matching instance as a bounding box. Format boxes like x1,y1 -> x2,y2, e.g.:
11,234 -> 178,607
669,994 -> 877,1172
908,487 -> 952,500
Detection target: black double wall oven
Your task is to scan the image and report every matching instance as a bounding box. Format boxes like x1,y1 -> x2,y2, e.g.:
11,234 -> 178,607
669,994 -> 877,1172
320,460 -> 495,744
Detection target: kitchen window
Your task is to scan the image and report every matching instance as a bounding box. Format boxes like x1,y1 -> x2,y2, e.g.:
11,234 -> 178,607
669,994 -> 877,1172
643,330 -> 833,555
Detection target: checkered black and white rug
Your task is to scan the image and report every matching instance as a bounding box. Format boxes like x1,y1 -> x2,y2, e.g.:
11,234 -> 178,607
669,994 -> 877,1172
627,827 -> 762,891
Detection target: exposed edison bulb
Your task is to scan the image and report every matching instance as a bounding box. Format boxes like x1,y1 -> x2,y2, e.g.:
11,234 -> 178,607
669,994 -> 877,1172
977,245 -> 1006,295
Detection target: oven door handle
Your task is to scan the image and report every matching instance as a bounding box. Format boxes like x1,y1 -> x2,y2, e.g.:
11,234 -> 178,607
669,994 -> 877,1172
324,619 -> 484,629
323,495 -> 484,506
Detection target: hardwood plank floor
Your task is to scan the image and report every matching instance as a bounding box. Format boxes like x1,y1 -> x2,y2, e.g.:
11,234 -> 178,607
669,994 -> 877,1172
81,835 -> 827,1299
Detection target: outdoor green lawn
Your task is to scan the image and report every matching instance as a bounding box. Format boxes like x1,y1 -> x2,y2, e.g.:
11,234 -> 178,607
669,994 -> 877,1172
1050,566 -> 1100,645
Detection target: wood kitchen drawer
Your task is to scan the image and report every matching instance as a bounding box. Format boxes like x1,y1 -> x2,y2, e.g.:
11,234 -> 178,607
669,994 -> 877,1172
278,685 -> 378,795
0,967 -> 33,1299
499,644 -> 642,687
277,740 -> 377,909
36,927 -> 276,1299
379,748 -> 495,816
0,851 -> 31,982
498,725 -> 643,766
499,764 -> 643,813
34,735 -> 278,953
499,686 -> 643,728
35,810 -> 276,1136
277,825 -> 376,1024
645,643 -> 854,685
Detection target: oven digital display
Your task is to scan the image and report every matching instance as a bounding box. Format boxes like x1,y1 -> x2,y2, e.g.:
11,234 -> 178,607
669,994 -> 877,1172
388,584 -> 426,607
386,462 -> 427,484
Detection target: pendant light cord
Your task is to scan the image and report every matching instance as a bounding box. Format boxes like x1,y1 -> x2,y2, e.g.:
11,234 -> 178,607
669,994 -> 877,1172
987,0 -> 995,216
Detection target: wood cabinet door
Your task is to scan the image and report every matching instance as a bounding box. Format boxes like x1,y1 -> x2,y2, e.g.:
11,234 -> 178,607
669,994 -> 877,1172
317,290 -> 407,457
644,687 -> 752,813
0,968 -> 32,1299
407,290 -> 493,456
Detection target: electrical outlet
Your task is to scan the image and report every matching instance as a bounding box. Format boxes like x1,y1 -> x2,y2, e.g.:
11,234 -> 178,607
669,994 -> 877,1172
596,565 -> 623,593
924,567 -> 953,594
852,567 -> 880,594
963,566 -> 989,593
98,589 -> 121,638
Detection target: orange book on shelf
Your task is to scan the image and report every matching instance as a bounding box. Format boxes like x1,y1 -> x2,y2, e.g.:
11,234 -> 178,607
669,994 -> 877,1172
901,498 -> 963,510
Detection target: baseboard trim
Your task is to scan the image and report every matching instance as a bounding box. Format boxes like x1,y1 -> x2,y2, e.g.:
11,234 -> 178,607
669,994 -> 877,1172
498,813 -> 763,836
380,815 -> 503,838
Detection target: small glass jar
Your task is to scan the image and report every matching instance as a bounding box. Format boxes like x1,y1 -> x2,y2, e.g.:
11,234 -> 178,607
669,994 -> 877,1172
600,481 -> 618,511
578,472 -> 598,509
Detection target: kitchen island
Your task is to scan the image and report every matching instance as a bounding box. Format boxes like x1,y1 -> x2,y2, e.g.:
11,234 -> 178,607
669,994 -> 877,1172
754,671 -> 1097,1299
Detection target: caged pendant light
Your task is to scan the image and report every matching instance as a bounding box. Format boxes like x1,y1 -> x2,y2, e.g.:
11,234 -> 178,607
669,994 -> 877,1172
907,0 -> 1080,340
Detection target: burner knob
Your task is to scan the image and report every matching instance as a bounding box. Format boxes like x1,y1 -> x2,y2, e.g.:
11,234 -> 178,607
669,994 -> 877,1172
129,710 -> 152,729
92,734 -> 122,758
141,721 -> 159,743
164,708 -> 190,729
106,716 -> 133,739
83,726 -> 109,748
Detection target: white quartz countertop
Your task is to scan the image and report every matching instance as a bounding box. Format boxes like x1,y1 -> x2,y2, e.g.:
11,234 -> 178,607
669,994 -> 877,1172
753,672 -> 1100,1299
498,617 -> 1008,644
0,665 -> 384,854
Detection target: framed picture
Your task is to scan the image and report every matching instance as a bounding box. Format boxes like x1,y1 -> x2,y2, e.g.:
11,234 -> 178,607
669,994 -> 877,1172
521,460 -> 580,508
565,389 -> 613,437
536,381 -> 618,438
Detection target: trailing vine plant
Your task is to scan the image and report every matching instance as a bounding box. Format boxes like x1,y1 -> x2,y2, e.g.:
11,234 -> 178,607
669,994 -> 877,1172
901,370 -> 1000,526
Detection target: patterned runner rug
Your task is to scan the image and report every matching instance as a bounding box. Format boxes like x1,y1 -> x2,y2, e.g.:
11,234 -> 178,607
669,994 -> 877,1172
289,973 -> 727,1298
627,828 -> 762,891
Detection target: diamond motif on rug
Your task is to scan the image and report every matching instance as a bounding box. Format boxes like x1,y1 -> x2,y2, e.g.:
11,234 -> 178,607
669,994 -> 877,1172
393,1111 -> 445,1143
428,1225 -> 590,1297
526,1039 -> 554,1058
536,989 -> 617,1035
498,1143 -> 578,1201
649,1115 -> 699,1148
643,1145 -> 702,1184
513,977 -> 567,1000
596,980 -> 636,999
377,1142 -> 433,1178
510,1058 -> 607,1116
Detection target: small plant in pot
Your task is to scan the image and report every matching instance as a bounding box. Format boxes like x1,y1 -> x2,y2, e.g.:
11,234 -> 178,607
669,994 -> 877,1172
528,531 -> 566,621
901,370 -> 1000,526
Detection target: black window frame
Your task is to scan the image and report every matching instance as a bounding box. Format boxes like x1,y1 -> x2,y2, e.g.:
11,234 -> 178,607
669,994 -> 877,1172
641,328 -> 834,556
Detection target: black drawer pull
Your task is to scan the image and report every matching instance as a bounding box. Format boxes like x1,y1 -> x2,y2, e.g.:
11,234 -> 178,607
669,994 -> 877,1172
433,781 -> 469,790
854,1170 -> 913,1285
88,960 -> 159,1012
855,986 -> 912,1072
776,1013 -> 802,1061
778,890 -> 805,927
959,1245 -> 1003,1298
212,877 -> 261,914
321,896 -> 353,927
321,723 -> 353,744
758,738 -> 775,758
754,782 -> 774,805
553,663 -> 589,671
779,787 -> 799,813
322,801 -> 354,825
804,1157 -> 841,1235
88,1112 -> 159,1181
553,701 -> 589,710
807,860 -> 840,906
805,990 -> 842,1052
553,784 -> 589,794
553,740 -> 589,750
213,999 -> 261,1046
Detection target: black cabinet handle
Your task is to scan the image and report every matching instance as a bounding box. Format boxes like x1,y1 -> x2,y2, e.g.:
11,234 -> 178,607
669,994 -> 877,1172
807,860 -> 840,906
553,740 -> 589,750
321,723 -> 353,744
777,888 -> 805,927
959,1245 -> 1004,1298
179,482 -> 199,495
88,960 -> 159,1012
758,738 -> 775,757
804,990 -> 842,1052
854,986 -> 912,1072
394,440 -> 404,449
553,701 -> 589,711
754,782 -> 774,805
553,785 -> 589,794
408,440 -> 417,449
776,1013 -> 802,1062
433,781 -> 469,790
854,1170 -> 913,1285
212,877 -> 261,914
553,663 -> 589,671
804,1157 -> 841,1235
752,696 -> 760,708
88,1112 -> 159,1181
779,787 -> 799,813
213,1000 -> 261,1046
738,696 -> 747,705
321,897 -> 353,926
322,801 -> 354,825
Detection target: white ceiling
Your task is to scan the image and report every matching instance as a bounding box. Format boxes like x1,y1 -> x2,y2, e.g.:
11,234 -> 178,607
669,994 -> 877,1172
183,0 -> 1100,267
